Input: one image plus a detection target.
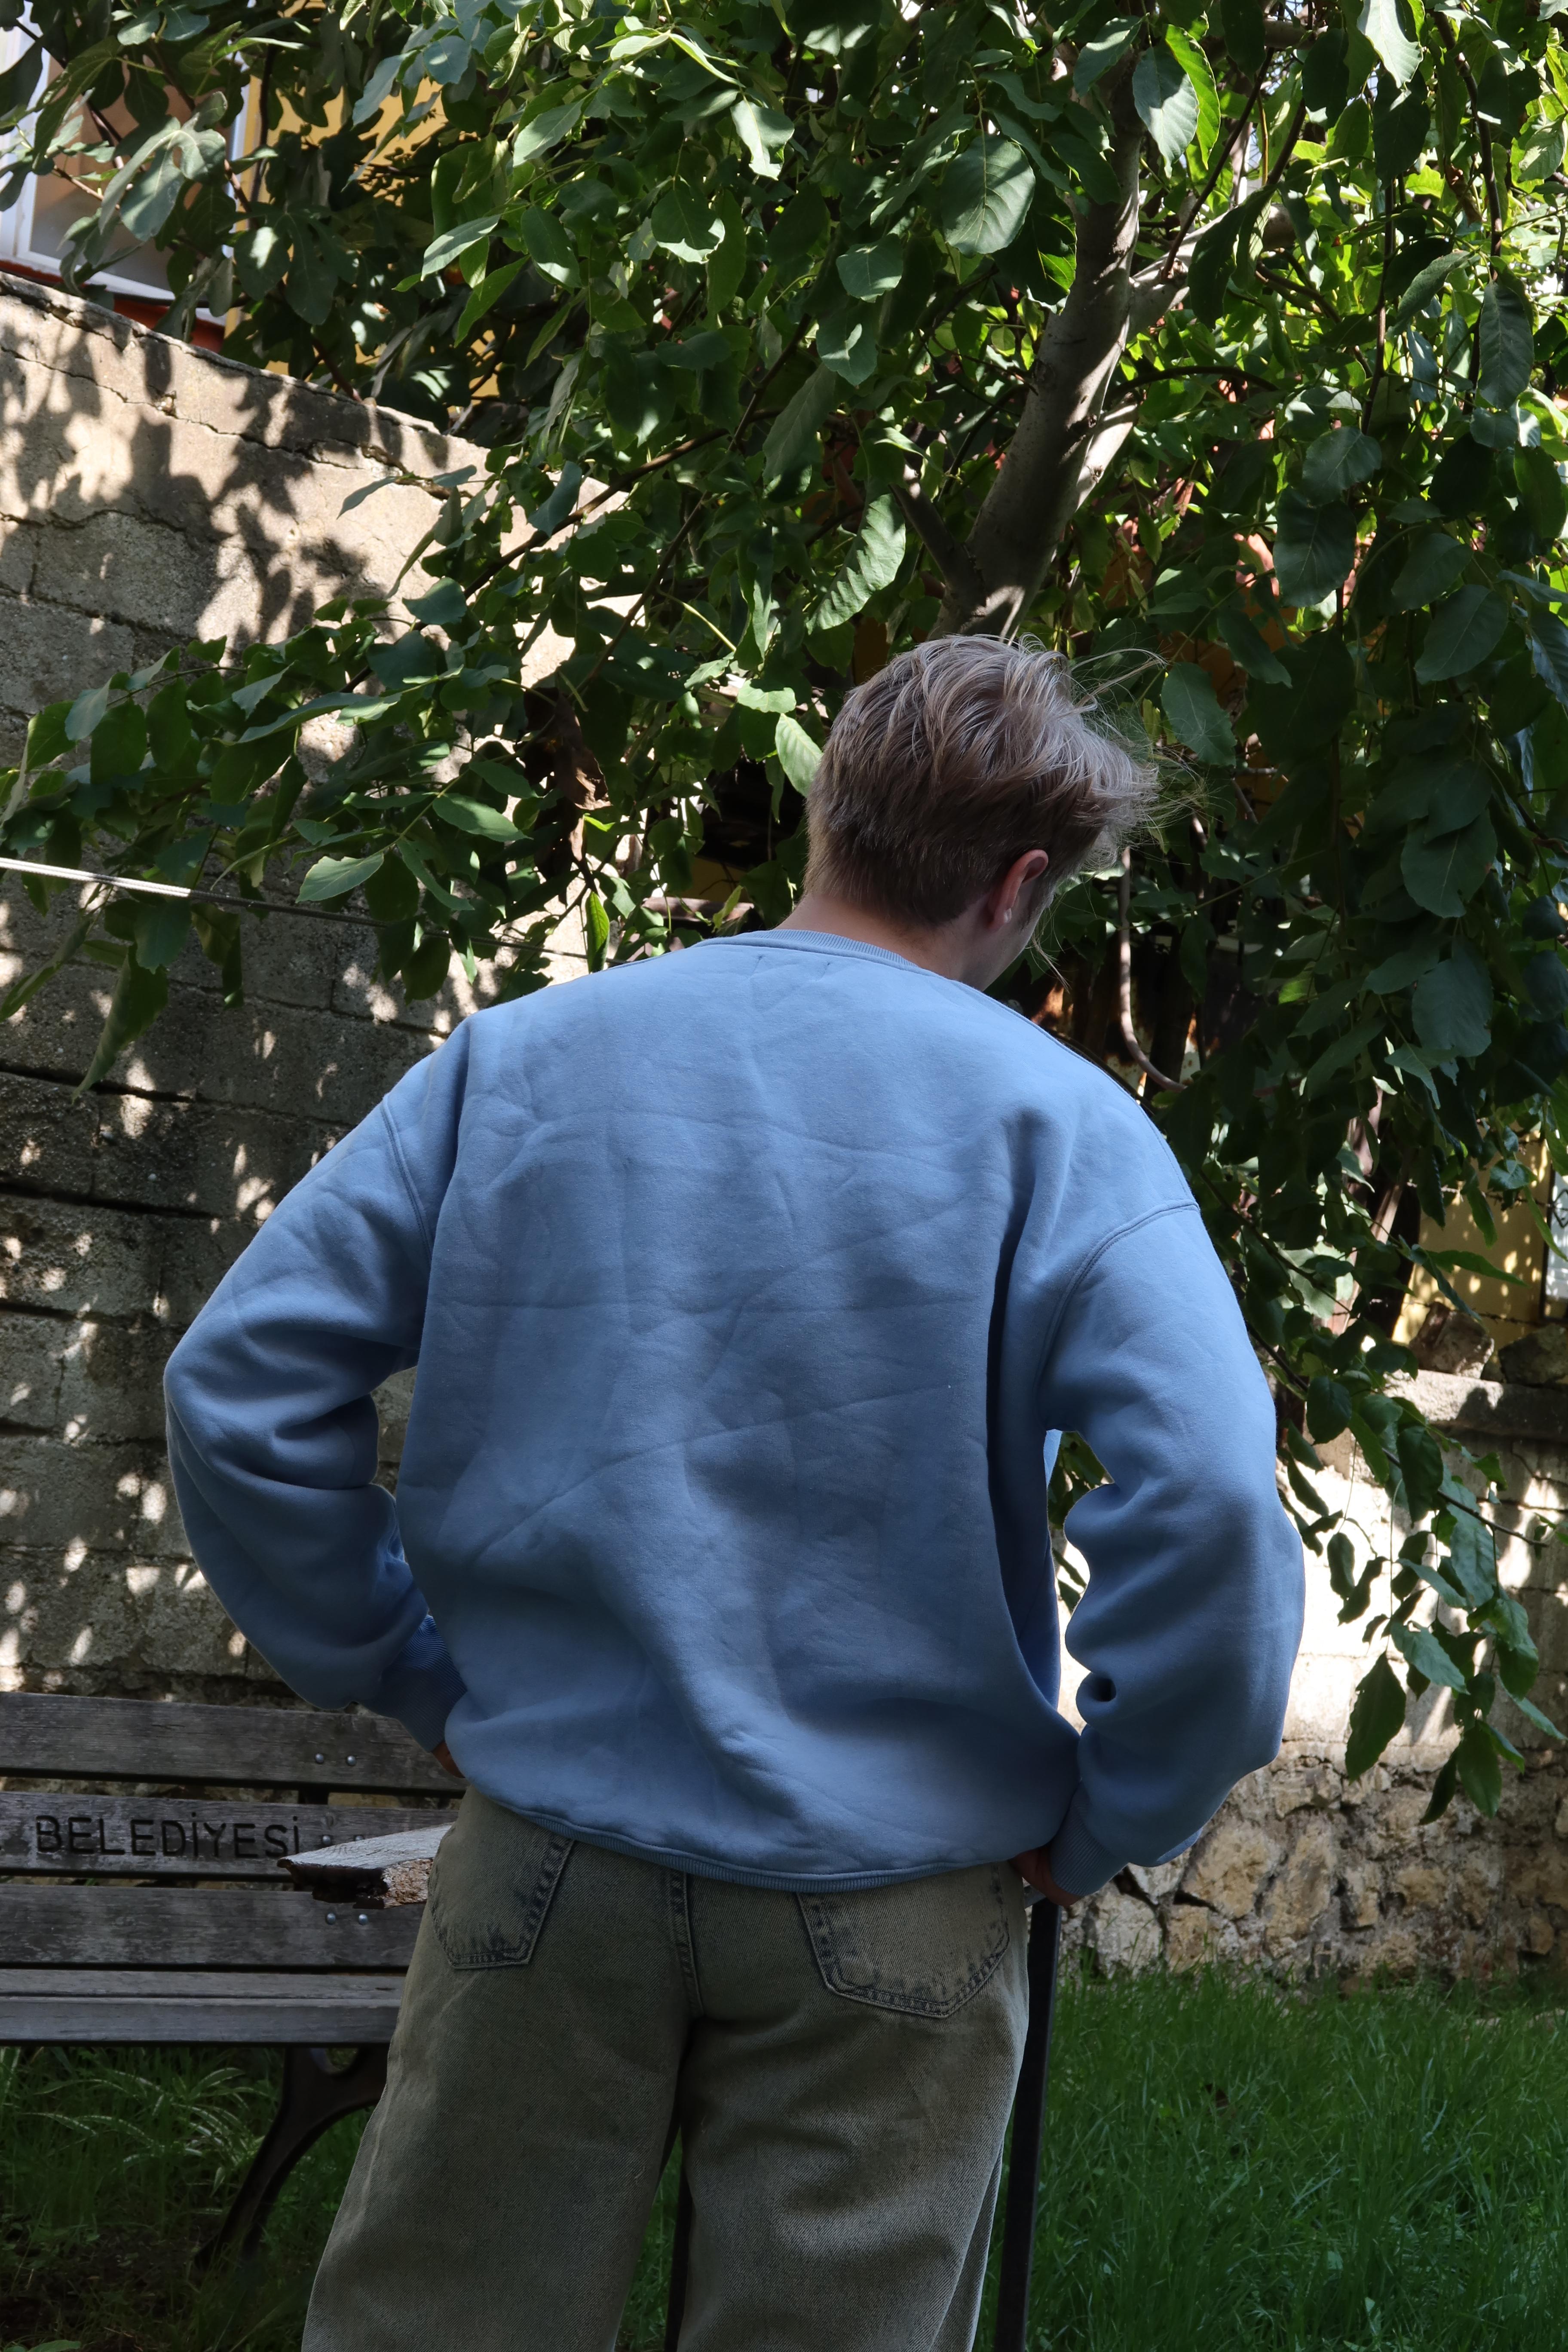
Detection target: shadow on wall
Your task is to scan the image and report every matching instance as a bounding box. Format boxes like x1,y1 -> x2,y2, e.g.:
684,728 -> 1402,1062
0,268 -> 481,753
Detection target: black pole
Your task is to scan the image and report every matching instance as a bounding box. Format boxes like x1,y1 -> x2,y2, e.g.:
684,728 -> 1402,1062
992,1897 -> 1062,2352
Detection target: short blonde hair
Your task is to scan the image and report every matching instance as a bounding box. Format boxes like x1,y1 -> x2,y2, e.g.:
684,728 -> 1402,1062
804,637 -> 1155,928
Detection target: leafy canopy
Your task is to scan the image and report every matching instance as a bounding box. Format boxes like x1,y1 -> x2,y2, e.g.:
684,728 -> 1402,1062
5,0 -> 1568,1817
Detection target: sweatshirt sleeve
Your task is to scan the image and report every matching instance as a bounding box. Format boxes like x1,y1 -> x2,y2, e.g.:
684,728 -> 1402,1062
1037,1201 -> 1305,1898
162,1039 -> 472,1752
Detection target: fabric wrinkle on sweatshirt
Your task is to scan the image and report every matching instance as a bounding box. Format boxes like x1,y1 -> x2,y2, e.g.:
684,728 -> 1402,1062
164,929 -> 1305,1899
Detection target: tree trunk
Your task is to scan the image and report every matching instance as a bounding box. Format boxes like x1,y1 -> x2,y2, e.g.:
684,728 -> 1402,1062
935,70 -> 1147,637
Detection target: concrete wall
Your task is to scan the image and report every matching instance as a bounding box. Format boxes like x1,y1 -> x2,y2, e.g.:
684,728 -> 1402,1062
6,271 -> 1568,1977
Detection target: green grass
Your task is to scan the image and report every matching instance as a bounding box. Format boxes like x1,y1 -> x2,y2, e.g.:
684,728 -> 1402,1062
3,1972 -> 1568,2351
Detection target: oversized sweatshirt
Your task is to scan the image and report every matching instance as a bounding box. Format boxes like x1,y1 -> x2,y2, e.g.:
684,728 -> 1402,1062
164,928 -> 1304,1897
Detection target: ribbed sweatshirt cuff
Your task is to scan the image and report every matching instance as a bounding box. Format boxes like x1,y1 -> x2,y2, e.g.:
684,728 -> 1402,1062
366,1615 -> 467,1752
1049,1810 -> 1126,1899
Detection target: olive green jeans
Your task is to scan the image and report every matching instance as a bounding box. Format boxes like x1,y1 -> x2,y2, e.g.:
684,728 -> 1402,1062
303,1790 -> 1030,2352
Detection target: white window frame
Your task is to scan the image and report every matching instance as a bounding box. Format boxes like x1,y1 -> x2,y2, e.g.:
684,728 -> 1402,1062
0,19 -> 250,312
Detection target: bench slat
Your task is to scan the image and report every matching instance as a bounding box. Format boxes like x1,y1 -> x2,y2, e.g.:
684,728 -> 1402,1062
0,1793 -> 457,1878
0,1692 -> 458,1793
0,1885 -> 423,1970
0,1969 -> 405,2044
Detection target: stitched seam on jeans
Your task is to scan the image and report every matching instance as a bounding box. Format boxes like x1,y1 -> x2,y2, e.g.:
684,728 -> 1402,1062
815,1931 -> 1010,2020
670,1872 -> 704,2016
519,1834 -> 574,1960
798,1880 -> 1011,2019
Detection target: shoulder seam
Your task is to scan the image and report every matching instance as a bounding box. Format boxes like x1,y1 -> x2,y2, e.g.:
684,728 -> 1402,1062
1033,1199 -> 1198,1400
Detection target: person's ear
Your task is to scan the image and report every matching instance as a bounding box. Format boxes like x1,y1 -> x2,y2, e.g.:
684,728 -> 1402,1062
992,849 -> 1050,931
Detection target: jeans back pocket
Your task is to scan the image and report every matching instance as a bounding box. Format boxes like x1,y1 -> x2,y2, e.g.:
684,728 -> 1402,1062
427,1790 -> 575,1971
798,1864 -> 1016,2019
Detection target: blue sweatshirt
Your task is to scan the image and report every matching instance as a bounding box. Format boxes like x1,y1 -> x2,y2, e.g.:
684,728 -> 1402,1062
164,929 -> 1303,1897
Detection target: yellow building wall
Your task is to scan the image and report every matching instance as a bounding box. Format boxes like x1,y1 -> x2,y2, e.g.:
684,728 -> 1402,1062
1393,1144 -> 1556,1356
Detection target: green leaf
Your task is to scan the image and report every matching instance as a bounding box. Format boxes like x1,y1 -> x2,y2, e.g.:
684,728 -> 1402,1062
64,683 -> 111,744
1511,1690 -> 1565,1741
1161,664 -> 1235,765
1446,1511 -> 1498,1606
1073,17 -> 1140,94
938,136 -> 1035,257
585,890 -> 610,972
1526,607 -> 1568,705
1420,1753 -> 1460,1823
1396,1419 -> 1446,1519
1514,447 -> 1568,547
119,143 -> 185,241
77,954 -> 169,1093
811,496 -> 906,627
299,851 -> 385,903
353,49 -> 406,125
775,714 -> 822,793
1247,633 -> 1355,753
130,897 -> 191,970
89,699 -> 147,784
1274,492 -> 1357,606
1132,43 -> 1200,165
515,207 -> 576,285
285,226 -> 338,326
659,331 -> 732,372
421,215 -> 499,279
433,794 -> 524,841
650,184 -> 724,263
732,95 -> 793,180
1391,1619 -> 1468,1692
1303,28 -> 1350,122
1390,531 -> 1468,610
1456,1721 -> 1504,1815
1477,273 -> 1534,410
1393,248 -> 1457,325
1216,600 -> 1290,686
511,99 -> 582,168
1515,117 -> 1567,184
1345,1654 -> 1407,1778
1166,29 -> 1219,164
761,367 -> 837,484
526,462 -> 584,540
817,299 -> 878,386
1301,429 -> 1381,504
838,239 -> 904,301
455,260 -> 524,345
424,31 -> 470,83
1411,941 -> 1494,1052
1403,811 -> 1496,920
1357,0 -> 1421,86
1414,587 -> 1508,681
1221,0 -> 1267,77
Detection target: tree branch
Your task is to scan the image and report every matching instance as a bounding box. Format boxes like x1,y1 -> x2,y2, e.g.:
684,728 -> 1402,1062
1437,18 -> 1503,254
934,64 -> 1145,636
888,466 -> 986,612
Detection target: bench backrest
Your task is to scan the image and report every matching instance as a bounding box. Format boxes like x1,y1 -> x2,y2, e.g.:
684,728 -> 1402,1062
0,1691 -> 460,1976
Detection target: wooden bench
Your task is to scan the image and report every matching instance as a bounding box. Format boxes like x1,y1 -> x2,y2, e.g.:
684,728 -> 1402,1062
0,1688 -> 461,2260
